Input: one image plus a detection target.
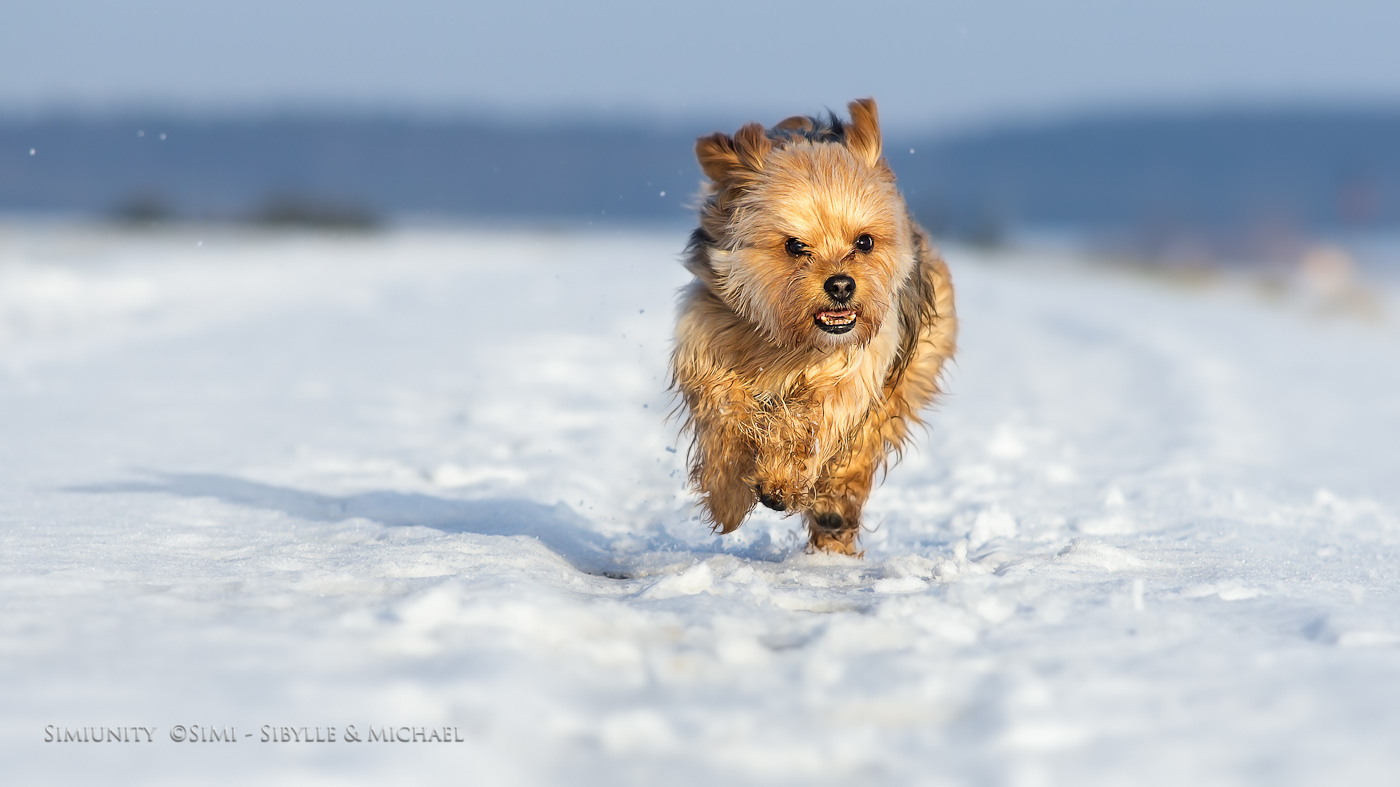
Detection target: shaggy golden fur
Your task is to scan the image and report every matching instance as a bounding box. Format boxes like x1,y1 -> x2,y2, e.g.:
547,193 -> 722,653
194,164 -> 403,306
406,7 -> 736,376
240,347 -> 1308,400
671,98 -> 957,555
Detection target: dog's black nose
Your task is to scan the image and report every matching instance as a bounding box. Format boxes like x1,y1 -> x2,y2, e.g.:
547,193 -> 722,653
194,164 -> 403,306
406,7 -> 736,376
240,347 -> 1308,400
824,274 -> 855,303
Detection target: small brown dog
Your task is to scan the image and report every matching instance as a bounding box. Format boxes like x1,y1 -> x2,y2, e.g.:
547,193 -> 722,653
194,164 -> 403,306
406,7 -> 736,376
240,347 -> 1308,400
671,98 -> 957,554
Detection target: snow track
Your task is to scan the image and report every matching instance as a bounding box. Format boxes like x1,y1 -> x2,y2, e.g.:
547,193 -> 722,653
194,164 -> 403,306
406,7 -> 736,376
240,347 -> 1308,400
2,226 -> 1398,785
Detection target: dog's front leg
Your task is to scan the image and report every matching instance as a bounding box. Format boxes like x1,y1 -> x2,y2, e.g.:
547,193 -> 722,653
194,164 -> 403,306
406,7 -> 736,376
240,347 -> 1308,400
683,381 -> 764,533
750,395 -> 819,515
805,425 -> 883,555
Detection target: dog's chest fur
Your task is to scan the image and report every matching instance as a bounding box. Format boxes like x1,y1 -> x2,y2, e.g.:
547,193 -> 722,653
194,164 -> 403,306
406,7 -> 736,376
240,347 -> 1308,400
750,309 -> 902,458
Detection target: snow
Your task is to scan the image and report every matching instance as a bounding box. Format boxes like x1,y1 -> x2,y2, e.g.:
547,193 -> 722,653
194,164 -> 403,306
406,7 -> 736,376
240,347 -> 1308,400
2,224 -> 1399,786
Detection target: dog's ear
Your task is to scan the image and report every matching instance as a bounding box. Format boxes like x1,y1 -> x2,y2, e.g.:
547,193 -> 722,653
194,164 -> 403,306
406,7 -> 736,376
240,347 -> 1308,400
695,132 -> 738,183
696,122 -> 771,183
774,115 -> 814,133
846,98 -> 882,167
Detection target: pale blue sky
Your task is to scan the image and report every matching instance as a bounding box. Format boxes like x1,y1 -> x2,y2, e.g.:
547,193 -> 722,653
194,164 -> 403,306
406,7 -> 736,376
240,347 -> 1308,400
4,0 -> 1398,130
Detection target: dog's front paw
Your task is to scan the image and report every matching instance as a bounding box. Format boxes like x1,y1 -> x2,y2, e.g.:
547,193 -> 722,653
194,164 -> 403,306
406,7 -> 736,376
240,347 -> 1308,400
752,477 -> 813,514
807,512 -> 862,556
755,486 -> 787,512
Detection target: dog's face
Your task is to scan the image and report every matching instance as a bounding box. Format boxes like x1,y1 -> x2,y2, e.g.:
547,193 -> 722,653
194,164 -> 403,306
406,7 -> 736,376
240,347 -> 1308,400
694,99 -> 915,351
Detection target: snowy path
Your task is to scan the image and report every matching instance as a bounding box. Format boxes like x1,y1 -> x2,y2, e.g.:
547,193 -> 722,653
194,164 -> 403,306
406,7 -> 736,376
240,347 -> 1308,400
2,226 -> 1399,786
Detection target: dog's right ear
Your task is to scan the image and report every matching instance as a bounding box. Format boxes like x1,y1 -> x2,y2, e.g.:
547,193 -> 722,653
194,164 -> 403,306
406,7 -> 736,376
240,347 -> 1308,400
696,122 -> 771,184
695,132 -> 738,183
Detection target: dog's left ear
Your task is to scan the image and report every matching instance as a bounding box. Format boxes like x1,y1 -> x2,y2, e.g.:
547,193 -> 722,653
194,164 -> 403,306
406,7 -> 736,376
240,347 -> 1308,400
846,98 -> 882,167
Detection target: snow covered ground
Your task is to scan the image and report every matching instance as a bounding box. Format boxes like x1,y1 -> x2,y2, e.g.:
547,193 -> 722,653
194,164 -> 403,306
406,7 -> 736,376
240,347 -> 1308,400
2,224 -> 1399,786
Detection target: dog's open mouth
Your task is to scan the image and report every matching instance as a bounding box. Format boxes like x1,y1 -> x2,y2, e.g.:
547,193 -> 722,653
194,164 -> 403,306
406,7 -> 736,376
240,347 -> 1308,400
814,309 -> 857,334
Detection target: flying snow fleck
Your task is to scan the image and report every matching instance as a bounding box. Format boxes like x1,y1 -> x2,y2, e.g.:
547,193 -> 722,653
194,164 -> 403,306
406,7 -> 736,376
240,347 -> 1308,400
659,191 -> 666,197
137,130 -> 145,138
29,148 -> 36,156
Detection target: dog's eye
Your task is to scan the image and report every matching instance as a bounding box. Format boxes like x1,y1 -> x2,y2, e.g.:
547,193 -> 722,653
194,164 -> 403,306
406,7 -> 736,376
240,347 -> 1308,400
785,238 -> 809,257
854,234 -> 874,253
